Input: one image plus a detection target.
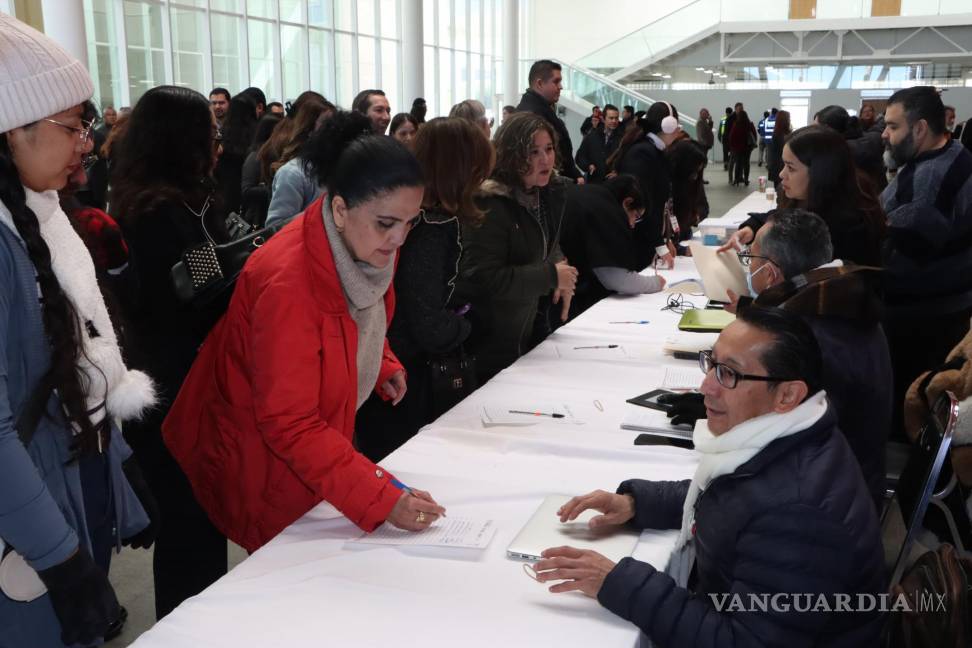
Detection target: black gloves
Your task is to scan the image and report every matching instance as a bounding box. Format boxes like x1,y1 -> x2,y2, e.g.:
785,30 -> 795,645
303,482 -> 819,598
658,392 -> 707,427
37,548 -> 120,646
121,456 -> 160,549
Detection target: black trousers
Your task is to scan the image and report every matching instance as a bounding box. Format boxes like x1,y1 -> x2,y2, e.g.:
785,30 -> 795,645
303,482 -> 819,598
885,307 -> 972,440
125,412 -> 227,620
732,150 -> 752,184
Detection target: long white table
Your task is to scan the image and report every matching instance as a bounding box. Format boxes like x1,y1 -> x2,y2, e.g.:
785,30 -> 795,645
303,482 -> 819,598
132,195 -> 763,648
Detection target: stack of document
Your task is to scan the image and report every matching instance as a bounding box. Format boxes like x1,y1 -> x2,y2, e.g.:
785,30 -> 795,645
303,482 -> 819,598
620,408 -> 694,440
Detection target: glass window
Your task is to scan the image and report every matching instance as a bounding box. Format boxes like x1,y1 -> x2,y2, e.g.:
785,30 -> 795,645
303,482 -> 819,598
358,35 -> 377,91
470,52 -> 482,104
380,0 -> 397,39
308,0 -> 332,27
470,0 -> 480,54
247,0 -> 275,18
358,0 -> 376,35
209,0 -> 242,11
279,0 -> 303,23
211,13 -> 246,93
455,50 -> 468,102
281,25 -> 306,103
455,0 -> 466,51
335,32 -> 354,107
438,48 -> 452,116
423,0 -> 435,45
124,1 -> 165,102
424,46 -> 436,116
380,39 -> 399,112
170,8 -> 206,93
335,0 -> 353,31
438,0 -> 451,48
482,0 -> 492,56
248,19 -> 278,101
309,29 -> 334,99
89,0 -> 111,42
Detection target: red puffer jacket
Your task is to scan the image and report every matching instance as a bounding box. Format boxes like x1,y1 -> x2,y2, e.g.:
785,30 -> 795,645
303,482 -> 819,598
162,197 -> 405,552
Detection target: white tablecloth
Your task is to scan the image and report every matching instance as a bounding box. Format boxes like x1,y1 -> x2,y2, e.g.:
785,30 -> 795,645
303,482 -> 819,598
132,215 -> 744,647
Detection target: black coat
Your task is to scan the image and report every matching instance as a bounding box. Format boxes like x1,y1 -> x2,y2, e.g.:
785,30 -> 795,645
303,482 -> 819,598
574,125 -> 622,183
753,267 -> 892,512
560,183 -> 642,316
516,90 -> 581,180
614,137 -> 670,263
598,406 -> 885,647
457,178 -> 567,382
356,210 -> 472,462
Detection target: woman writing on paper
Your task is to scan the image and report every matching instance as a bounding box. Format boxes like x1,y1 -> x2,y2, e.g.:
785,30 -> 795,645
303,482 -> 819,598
163,111 -> 446,553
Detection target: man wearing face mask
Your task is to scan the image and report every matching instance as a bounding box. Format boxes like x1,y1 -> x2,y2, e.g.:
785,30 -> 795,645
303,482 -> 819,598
880,86 -> 972,438
711,210 -> 892,512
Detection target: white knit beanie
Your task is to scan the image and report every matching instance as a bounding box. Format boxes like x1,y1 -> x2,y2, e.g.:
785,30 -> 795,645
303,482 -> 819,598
0,11 -> 93,133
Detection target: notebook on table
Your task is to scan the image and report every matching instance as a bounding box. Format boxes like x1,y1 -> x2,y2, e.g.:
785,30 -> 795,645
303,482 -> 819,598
506,495 -> 641,563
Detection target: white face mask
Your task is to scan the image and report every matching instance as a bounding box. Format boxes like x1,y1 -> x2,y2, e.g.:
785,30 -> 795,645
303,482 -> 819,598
746,264 -> 770,298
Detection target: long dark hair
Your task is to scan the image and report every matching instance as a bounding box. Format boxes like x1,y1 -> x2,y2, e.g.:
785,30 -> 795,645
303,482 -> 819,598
266,96 -> 335,179
302,110 -> 423,208
778,125 -> 886,236
772,110 -> 792,148
110,86 -> 216,221
249,113 -> 283,154
258,92 -> 331,182
222,94 -> 259,156
608,101 -> 677,171
668,139 -> 708,232
0,134 -> 100,453
413,117 -> 494,224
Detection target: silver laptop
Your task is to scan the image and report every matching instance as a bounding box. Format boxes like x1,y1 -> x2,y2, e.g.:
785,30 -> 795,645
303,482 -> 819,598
506,495 -> 641,563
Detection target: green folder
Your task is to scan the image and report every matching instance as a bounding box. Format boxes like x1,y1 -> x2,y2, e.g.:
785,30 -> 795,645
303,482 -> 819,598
677,308 -> 736,332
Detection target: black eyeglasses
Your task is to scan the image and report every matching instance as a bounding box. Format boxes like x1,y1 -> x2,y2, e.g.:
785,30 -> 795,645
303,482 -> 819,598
698,350 -> 798,389
736,252 -> 776,267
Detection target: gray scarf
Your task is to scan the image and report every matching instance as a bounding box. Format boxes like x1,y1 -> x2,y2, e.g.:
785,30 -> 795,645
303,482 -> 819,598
322,204 -> 395,408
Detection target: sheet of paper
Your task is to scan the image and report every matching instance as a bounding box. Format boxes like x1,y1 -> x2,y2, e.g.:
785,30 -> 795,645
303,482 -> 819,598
351,518 -> 496,549
661,365 -> 703,390
663,333 -> 719,354
686,241 -> 749,302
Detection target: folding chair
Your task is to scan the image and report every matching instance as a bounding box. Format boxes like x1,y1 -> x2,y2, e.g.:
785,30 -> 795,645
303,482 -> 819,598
886,391 -> 972,588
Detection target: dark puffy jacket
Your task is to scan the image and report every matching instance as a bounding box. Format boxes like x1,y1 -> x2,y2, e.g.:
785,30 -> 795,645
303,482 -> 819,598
754,266 -> 891,513
458,178 -> 566,382
517,90 -> 581,180
614,138 -> 670,264
598,406 -> 885,647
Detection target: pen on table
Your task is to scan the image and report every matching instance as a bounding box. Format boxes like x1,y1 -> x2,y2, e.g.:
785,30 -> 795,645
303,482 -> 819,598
508,410 -> 565,419
609,320 -> 650,324
573,344 -> 619,350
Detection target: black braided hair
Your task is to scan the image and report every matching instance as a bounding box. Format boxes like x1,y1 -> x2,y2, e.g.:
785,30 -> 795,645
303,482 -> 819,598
0,132 -> 100,454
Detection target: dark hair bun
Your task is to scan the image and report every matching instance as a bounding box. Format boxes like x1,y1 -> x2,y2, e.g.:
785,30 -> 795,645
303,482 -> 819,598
302,110 -> 423,208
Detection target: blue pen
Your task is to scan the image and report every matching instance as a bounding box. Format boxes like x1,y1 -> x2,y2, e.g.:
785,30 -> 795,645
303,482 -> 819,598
610,320 -> 650,324
390,478 -> 413,494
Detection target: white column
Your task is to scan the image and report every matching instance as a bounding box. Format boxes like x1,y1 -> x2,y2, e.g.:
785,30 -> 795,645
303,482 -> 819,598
40,0 -> 89,69
503,0 -> 519,108
402,0 -> 424,105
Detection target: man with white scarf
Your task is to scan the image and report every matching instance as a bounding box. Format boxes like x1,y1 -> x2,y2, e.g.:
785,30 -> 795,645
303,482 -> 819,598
533,306 -> 885,647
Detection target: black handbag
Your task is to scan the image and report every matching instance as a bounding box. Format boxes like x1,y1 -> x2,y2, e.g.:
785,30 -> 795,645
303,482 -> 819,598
426,347 -> 478,418
170,212 -> 282,308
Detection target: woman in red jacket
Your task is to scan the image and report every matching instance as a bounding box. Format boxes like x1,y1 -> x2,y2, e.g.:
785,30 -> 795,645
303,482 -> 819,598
162,111 -> 445,552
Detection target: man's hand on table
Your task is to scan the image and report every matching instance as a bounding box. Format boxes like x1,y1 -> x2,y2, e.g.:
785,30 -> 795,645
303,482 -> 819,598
557,490 -> 635,528
533,546 -> 616,598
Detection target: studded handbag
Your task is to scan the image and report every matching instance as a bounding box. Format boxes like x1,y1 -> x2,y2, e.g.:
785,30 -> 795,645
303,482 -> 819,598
170,212 -> 282,308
